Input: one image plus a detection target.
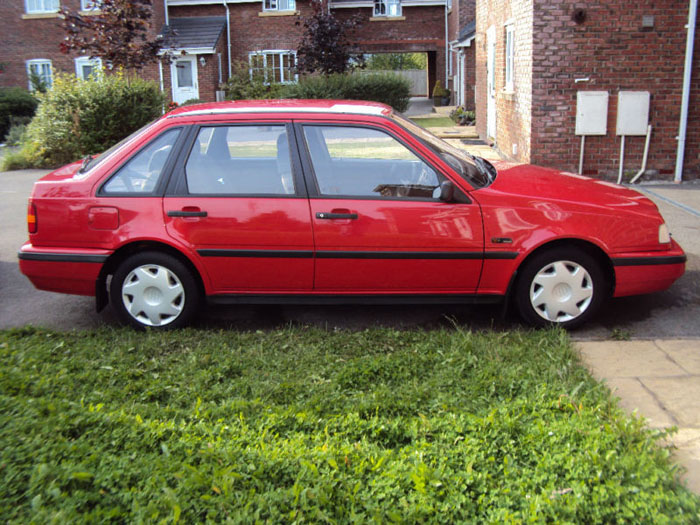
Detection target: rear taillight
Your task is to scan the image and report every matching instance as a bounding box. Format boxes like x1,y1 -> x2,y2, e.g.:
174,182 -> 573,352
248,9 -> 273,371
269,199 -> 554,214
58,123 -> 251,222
27,203 -> 37,234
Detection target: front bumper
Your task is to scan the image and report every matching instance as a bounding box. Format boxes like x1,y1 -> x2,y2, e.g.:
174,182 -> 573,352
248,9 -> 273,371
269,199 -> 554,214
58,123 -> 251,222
18,243 -> 111,297
612,239 -> 686,297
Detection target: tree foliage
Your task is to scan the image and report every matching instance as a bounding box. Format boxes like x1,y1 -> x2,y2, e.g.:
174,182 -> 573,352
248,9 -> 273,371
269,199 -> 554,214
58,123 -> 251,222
295,0 -> 365,75
366,53 -> 427,71
60,0 -> 168,70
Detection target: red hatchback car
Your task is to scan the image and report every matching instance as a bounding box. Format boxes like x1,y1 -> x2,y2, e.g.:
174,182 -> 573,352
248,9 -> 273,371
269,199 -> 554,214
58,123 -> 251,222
19,99 -> 685,329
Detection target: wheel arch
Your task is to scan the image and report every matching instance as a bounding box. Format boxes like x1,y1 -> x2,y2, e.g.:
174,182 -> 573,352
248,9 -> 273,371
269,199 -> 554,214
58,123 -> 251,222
95,240 -> 206,312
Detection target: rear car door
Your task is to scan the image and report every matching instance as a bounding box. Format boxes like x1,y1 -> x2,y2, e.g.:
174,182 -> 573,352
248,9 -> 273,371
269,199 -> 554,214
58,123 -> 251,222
297,122 -> 484,293
164,122 -> 314,294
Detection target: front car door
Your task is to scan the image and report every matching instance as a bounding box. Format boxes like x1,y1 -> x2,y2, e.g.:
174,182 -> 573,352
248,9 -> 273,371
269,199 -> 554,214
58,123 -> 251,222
297,121 -> 484,294
164,122 -> 314,294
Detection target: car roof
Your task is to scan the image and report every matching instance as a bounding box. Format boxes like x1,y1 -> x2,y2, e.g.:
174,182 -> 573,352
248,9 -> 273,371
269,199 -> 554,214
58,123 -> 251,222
166,99 -> 393,119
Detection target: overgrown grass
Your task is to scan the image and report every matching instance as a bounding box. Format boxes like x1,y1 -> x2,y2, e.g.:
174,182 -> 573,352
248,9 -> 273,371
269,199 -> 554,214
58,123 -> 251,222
1,326 -> 698,522
410,117 -> 456,128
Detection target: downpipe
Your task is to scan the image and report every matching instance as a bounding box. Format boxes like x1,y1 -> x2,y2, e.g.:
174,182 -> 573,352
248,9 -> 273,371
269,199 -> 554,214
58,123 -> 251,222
674,0 -> 697,183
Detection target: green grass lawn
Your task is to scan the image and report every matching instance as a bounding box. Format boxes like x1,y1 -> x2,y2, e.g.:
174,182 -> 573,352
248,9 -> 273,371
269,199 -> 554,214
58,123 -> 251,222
410,117 -> 456,128
1,326 -> 698,522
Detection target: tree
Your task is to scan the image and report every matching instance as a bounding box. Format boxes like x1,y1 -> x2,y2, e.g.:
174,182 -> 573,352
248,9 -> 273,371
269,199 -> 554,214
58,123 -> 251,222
295,0 -> 365,75
366,53 -> 427,71
60,0 -> 170,71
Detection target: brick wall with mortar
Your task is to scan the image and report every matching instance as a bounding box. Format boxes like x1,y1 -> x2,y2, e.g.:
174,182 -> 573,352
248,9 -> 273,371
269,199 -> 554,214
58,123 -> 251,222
530,0 -> 700,180
457,0 -> 476,110
475,0 -> 533,162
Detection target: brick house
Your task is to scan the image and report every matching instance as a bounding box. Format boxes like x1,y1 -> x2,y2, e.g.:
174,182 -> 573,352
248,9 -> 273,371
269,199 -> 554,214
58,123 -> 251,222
474,0 -> 699,181
0,0 -> 459,105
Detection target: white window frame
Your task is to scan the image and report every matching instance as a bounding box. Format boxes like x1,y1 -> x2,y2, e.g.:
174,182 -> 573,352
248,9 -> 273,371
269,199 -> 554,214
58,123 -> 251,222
80,0 -> 101,10
262,0 -> 295,12
75,57 -> 103,80
25,0 -> 59,14
26,59 -> 53,90
248,50 -> 297,84
504,23 -> 515,92
374,0 -> 401,17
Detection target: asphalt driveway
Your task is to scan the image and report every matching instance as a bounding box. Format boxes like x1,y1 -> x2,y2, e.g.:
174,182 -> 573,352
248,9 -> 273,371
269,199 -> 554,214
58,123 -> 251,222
1,168 -> 699,338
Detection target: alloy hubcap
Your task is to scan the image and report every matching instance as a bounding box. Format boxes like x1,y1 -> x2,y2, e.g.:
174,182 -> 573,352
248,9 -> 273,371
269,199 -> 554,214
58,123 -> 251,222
530,260 -> 593,323
121,264 -> 185,327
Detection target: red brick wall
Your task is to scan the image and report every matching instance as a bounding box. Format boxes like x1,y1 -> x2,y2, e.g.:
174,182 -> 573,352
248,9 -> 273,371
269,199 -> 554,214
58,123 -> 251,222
529,0 -> 699,180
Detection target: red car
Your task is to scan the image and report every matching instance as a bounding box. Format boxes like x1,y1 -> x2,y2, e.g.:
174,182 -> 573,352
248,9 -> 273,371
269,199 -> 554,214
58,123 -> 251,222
19,100 -> 685,329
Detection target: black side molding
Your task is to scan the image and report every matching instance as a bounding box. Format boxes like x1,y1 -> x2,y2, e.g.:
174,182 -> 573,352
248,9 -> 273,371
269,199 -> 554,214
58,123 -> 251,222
18,252 -> 108,263
612,255 -> 687,267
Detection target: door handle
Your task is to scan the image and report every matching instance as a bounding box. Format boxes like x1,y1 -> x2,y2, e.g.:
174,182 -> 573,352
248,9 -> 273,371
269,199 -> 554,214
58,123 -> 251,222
167,209 -> 208,218
316,212 -> 358,220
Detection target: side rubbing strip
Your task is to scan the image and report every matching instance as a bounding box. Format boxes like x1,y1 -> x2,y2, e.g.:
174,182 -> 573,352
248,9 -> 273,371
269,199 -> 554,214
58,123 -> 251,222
612,255 -> 687,267
18,252 -> 108,263
198,249 -> 314,258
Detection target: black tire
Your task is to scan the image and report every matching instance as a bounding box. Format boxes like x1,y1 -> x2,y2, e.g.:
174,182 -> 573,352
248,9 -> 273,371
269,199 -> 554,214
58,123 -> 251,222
110,251 -> 201,330
514,247 -> 607,329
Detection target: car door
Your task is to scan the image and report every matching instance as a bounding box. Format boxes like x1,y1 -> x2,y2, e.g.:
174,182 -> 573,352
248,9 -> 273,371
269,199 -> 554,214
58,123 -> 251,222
297,122 -> 484,293
164,122 -> 314,294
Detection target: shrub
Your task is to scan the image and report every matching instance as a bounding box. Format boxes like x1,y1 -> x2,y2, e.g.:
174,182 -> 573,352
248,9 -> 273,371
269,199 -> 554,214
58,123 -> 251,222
0,87 -> 38,142
3,72 -> 164,169
222,62 -> 285,101
281,73 -> 411,112
450,105 -> 475,126
3,116 -> 31,146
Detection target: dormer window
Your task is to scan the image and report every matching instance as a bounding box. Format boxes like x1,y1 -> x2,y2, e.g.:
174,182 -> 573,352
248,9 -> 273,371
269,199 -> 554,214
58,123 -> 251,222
263,0 -> 296,12
374,0 -> 401,17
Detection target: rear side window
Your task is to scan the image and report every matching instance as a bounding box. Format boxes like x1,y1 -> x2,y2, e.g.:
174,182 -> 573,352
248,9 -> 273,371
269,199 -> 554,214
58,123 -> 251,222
185,125 -> 295,195
102,128 -> 181,194
302,125 -> 443,199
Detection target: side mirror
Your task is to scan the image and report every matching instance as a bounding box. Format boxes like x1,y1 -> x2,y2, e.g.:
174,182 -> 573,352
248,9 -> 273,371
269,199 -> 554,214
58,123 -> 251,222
439,180 -> 454,202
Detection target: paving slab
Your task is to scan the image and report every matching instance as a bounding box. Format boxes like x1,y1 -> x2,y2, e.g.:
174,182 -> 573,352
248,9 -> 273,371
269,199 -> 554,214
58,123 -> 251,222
577,340 -> 688,378
431,126 -> 478,139
656,339 -> 700,374
641,376 -> 700,427
602,376 -> 676,429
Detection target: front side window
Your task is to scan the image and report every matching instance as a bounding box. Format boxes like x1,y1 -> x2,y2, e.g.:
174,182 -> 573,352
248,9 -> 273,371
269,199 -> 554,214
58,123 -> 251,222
26,59 -> 53,90
75,57 -> 102,80
505,25 -> 515,91
102,128 -> 181,194
263,0 -> 295,11
185,125 -> 295,195
374,0 -> 401,17
25,0 -> 59,13
303,125 -> 442,199
249,51 -> 297,83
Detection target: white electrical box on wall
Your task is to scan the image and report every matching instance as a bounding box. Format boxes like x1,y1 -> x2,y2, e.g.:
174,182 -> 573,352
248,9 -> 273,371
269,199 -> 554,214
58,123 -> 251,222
616,91 -> 650,136
575,91 -> 609,136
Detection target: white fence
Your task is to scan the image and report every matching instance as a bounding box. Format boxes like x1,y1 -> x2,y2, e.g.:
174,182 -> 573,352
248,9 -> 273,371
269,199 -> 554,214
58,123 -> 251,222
354,69 -> 428,97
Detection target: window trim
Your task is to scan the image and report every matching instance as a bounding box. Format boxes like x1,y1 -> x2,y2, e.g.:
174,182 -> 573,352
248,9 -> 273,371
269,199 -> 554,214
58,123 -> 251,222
504,24 -> 515,92
262,0 -> 296,12
248,50 -> 298,84
373,0 -> 401,17
75,56 -> 103,80
296,122 -> 450,202
26,59 -> 53,91
25,0 -> 59,14
80,0 -> 100,10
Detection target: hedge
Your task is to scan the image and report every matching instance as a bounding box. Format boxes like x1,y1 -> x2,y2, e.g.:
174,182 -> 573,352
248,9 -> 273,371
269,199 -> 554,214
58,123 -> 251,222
0,88 -> 38,143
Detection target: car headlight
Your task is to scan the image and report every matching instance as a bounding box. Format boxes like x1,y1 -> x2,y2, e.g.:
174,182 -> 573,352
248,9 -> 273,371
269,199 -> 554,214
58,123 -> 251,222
659,223 -> 671,244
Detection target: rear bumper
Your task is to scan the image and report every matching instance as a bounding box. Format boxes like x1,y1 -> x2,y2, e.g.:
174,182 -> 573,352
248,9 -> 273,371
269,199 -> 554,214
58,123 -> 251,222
612,240 -> 686,297
18,243 -> 110,296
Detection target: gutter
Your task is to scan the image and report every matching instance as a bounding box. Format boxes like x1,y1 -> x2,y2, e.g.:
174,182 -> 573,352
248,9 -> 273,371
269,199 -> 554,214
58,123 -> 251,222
674,0 -> 697,183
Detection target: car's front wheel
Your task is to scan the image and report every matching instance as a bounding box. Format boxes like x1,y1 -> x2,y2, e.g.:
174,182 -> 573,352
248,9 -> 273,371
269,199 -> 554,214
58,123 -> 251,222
110,251 -> 200,330
515,248 -> 607,329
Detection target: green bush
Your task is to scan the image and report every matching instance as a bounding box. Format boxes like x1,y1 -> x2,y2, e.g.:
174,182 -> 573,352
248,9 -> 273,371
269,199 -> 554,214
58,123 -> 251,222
3,116 -> 31,146
0,87 -> 38,142
282,73 -> 411,112
222,62 -> 285,101
3,72 -> 164,169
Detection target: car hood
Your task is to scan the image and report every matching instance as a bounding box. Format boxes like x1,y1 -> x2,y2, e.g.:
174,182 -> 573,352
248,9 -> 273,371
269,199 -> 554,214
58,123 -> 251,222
484,161 -> 659,217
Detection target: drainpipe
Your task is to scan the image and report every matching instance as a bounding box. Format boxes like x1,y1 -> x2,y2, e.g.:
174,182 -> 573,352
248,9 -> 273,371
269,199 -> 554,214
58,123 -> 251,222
444,3 -> 449,92
163,0 -> 168,25
224,0 -> 232,79
674,0 -> 697,183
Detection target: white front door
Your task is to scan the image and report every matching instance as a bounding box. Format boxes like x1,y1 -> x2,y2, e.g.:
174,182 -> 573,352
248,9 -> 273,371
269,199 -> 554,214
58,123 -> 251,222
458,52 -> 466,107
486,26 -> 496,140
171,56 -> 199,104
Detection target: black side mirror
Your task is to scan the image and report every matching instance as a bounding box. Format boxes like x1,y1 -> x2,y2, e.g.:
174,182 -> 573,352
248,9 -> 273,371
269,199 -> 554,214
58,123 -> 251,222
439,180 -> 454,202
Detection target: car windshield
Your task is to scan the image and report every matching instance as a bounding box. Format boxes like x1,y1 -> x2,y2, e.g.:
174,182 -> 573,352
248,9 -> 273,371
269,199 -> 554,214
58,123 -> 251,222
76,119 -> 160,177
390,112 -> 495,188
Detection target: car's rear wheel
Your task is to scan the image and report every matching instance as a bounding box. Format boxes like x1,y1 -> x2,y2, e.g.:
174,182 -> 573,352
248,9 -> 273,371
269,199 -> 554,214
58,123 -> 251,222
110,251 -> 200,330
515,248 -> 606,329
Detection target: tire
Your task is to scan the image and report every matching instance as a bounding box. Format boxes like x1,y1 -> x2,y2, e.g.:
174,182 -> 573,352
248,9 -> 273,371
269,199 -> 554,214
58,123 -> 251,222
110,251 -> 201,330
514,248 -> 607,329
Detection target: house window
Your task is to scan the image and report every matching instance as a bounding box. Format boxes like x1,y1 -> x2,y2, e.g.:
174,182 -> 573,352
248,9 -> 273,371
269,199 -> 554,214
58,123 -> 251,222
75,57 -> 102,80
80,0 -> 101,10
374,0 -> 401,17
26,59 -> 53,90
249,51 -> 297,84
25,0 -> 59,13
505,24 -> 515,91
263,0 -> 295,12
